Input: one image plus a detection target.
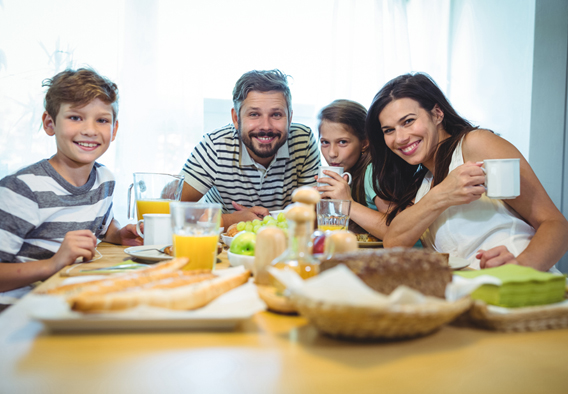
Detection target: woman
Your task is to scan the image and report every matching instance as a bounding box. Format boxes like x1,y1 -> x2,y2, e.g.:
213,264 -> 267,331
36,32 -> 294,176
316,99 -> 389,239
367,73 -> 568,271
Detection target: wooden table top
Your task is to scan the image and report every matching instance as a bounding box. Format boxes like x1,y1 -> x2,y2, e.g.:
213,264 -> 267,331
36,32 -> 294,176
1,243 -> 567,394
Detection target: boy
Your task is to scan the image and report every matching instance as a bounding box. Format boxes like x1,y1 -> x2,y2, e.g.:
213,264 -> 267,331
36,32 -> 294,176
0,68 -> 141,301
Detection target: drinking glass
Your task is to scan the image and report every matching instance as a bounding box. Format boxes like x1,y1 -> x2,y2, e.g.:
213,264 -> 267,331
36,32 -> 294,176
127,173 -> 184,220
170,202 -> 221,271
317,199 -> 351,231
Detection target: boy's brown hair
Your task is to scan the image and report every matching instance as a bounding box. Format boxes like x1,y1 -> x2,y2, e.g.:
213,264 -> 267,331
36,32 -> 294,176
42,68 -> 119,123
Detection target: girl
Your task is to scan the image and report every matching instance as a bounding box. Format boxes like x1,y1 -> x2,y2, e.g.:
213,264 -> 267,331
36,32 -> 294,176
367,73 -> 568,271
316,99 -> 389,239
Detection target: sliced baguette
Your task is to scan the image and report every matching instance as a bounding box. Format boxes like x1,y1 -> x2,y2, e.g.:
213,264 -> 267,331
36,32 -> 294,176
43,258 -> 194,297
72,270 -> 251,312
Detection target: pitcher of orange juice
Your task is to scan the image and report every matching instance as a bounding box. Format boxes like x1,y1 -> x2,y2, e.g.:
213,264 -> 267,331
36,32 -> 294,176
127,173 -> 184,221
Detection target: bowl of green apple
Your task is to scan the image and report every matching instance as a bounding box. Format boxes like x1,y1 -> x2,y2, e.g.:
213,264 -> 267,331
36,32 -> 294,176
226,214 -> 289,268
228,231 -> 256,270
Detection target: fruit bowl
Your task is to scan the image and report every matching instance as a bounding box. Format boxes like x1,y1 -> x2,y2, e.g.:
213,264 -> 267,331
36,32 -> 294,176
227,251 -> 255,271
269,210 -> 285,219
221,233 -> 236,247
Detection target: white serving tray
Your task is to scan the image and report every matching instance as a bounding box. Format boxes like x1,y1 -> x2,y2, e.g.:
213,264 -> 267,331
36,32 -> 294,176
25,273 -> 265,333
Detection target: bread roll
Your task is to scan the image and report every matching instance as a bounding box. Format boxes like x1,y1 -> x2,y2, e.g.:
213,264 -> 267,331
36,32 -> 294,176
324,231 -> 358,257
292,186 -> 320,205
320,248 -> 452,298
226,223 -> 240,237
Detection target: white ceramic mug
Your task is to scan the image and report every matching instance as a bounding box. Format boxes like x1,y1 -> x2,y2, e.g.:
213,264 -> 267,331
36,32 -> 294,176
317,166 -> 352,187
483,159 -> 520,199
136,214 -> 172,245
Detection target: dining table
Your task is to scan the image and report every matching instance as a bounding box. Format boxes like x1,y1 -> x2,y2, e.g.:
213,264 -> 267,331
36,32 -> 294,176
0,242 -> 567,394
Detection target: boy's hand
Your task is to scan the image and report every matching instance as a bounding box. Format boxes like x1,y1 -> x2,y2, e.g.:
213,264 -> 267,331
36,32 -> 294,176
49,230 -> 97,271
102,219 -> 143,246
118,224 -> 143,246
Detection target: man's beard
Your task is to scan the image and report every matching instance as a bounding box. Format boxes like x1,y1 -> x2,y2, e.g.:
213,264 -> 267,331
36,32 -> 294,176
238,120 -> 288,159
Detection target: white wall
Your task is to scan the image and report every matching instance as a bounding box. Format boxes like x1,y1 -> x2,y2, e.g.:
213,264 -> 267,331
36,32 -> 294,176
447,0 -> 535,159
529,0 -> 568,272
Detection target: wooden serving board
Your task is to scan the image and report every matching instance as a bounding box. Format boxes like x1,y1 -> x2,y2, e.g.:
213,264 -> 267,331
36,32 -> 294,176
60,258 -> 145,277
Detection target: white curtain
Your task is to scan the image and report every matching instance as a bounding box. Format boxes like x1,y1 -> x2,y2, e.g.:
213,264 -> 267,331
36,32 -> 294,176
7,0 -> 538,229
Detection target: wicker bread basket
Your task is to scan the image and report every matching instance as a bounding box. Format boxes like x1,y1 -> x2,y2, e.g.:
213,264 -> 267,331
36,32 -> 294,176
464,299 -> 568,332
291,294 -> 472,340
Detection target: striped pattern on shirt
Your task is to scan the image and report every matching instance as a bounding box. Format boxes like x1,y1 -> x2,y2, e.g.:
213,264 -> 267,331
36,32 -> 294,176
181,123 -> 321,213
0,160 -> 115,262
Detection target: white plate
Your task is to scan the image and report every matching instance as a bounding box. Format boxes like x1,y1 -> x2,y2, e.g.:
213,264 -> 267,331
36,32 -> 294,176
124,244 -> 173,262
449,256 -> 470,270
26,269 -> 266,332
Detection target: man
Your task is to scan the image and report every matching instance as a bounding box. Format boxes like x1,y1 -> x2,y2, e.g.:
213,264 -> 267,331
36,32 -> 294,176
180,69 -> 320,227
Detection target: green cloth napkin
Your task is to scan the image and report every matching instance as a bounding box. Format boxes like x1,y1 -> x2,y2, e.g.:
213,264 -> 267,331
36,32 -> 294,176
455,265 -> 566,307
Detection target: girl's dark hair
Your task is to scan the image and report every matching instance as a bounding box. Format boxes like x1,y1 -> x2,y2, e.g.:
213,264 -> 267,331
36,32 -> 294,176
366,73 -> 477,224
318,99 -> 370,206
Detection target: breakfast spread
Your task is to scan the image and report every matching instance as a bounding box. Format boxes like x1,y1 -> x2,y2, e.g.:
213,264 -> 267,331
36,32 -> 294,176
320,248 -> 452,299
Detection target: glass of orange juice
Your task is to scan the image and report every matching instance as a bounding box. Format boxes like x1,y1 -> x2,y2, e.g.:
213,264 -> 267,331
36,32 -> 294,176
170,202 -> 221,271
317,199 -> 351,232
127,173 -> 184,220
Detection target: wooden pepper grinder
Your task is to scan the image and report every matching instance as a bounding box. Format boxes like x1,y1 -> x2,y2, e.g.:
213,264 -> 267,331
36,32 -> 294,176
253,226 -> 287,285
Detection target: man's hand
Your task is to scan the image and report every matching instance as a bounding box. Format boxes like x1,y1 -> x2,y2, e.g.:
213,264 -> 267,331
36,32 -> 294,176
48,230 -> 97,271
222,202 -> 270,227
231,202 -> 269,219
476,246 -> 518,269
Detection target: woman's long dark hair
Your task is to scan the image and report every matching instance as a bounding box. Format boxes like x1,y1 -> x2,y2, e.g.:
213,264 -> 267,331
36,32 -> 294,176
366,73 -> 477,225
318,99 -> 371,206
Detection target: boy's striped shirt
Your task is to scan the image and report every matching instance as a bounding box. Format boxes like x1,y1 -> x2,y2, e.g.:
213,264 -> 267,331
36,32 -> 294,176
0,160 -> 115,263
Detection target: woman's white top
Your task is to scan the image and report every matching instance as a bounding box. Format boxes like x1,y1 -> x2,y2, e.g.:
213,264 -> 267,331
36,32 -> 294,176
416,137 -> 558,272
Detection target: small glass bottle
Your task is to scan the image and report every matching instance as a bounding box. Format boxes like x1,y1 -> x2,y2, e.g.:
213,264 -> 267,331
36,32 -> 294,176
271,203 -> 320,282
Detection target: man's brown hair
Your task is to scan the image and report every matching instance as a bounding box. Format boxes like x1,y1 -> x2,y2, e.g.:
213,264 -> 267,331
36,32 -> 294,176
43,68 -> 119,123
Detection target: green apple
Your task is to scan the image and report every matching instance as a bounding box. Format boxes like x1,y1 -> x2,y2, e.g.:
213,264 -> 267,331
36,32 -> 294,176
230,231 -> 256,256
